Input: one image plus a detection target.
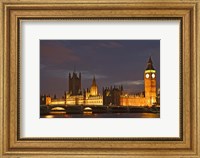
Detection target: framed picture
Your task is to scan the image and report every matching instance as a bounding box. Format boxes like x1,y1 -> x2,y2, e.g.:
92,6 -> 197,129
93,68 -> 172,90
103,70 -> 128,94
40,39 -> 160,119
0,0 -> 199,157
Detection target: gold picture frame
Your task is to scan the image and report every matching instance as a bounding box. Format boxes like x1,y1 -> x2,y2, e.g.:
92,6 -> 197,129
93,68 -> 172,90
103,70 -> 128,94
0,0 -> 199,157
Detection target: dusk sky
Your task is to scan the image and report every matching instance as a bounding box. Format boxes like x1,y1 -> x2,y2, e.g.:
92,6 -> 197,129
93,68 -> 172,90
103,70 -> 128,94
40,40 -> 160,97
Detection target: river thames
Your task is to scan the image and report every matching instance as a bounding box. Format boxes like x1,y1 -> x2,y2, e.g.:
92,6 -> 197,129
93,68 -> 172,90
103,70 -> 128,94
41,112 -> 160,118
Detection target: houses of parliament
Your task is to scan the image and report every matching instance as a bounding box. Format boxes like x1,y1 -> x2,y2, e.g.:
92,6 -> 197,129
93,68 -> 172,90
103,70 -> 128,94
41,57 -> 158,107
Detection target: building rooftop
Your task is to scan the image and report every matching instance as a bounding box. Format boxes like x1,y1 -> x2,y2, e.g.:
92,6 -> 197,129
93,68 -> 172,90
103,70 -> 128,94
146,56 -> 155,70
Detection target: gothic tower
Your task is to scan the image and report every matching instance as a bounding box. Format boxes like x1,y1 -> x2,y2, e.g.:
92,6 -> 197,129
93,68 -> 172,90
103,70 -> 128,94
68,71 -> 81,96
144,57 -> 157,106
90,76 -> 98,96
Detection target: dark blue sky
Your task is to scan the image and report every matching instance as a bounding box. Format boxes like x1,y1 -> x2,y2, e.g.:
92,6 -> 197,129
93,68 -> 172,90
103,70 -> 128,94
40,40 -> 160,97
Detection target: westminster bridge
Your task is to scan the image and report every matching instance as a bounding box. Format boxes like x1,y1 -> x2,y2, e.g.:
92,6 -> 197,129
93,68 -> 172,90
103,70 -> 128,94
40,104 -> 159,115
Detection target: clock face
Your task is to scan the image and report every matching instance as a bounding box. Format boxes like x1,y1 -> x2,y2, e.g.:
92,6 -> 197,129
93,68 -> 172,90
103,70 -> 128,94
145,73 -> 149,78
152,73 -> 155,78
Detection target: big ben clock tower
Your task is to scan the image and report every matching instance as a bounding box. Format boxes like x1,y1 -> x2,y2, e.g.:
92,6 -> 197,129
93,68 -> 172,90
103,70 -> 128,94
144,57 -> 157,106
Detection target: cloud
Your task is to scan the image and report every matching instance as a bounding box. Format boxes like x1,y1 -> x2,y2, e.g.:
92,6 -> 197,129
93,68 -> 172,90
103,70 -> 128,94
44,69 -> 107,80
40,64 -> 47,69
114,80 -> 144,86
98,41 -> 123,48
43,69 -> 68,79
40,41 -> 80,65
81,71 -> 107,79
114,80 -> 144,94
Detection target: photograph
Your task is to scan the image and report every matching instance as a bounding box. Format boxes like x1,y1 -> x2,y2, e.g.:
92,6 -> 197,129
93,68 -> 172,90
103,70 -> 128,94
40,40 -> 160,118
1,0 -> 199,156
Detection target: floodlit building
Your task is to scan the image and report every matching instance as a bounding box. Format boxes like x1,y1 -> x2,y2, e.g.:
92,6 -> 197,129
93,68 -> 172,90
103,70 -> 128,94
41,57 -> 158,107
66,74 -> 103,106
68,72 -> 82,96
120,57 -> 157,107
103,86 -> 123,106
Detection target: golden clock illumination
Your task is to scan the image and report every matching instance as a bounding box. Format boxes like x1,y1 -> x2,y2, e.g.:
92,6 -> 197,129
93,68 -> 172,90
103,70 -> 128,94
145,73 -> 149,78
152,73 -> 155,78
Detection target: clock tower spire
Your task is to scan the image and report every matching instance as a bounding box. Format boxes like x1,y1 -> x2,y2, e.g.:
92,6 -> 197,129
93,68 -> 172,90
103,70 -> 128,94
144,56 -> 157,106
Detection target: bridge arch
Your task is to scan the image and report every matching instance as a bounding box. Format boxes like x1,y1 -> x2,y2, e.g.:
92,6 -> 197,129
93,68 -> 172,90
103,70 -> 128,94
83,107 -> 93,114
83,107 -> 92,111
51,107 -> 66,111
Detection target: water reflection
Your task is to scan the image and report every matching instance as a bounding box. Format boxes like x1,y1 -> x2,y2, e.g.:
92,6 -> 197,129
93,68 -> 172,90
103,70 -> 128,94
41,113 -> 160,118
141,113 -> 160,118
45,115 -> 54,118
50,111 -> 66,115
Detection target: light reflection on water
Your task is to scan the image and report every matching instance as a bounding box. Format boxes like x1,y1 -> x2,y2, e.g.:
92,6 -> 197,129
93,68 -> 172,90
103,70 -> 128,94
45,115 -> 54,118
41,113 -> 160,118
50,111 -> 66,115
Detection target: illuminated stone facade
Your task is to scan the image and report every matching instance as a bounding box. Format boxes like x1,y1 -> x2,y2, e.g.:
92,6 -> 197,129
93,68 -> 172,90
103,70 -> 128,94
90,76 -> 98,96
144,57 -> 157,106
50,98 -> 66,105
120,93 -> 147,106
40,95 -> 65,105
83,76 -> 103,105
120,57 -> 157,107
41,57 -> 157,107
66,95 -> 84,105
103,86 -> 123,106
66,74 -> 103,106
68,72 -> 82,95
40,95 -> 52,105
